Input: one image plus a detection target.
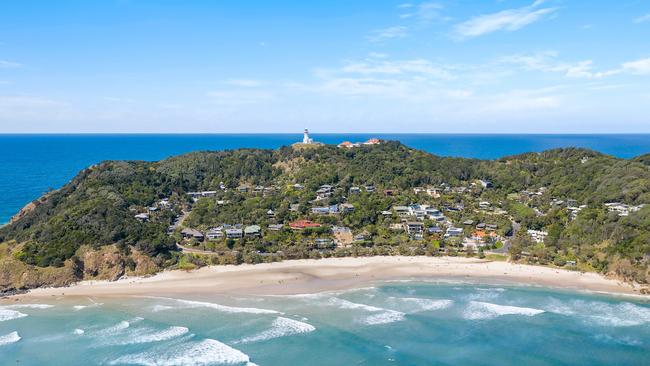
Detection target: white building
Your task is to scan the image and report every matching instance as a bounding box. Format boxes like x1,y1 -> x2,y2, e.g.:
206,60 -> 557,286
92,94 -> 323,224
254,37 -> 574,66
303,128 -> 314,144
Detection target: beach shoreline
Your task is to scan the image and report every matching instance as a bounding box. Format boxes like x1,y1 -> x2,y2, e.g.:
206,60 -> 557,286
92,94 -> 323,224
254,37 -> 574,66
6,256 -> 647,302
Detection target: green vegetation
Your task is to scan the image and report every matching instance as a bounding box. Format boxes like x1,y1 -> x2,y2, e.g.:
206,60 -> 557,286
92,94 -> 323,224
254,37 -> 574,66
1,142 -> 648,292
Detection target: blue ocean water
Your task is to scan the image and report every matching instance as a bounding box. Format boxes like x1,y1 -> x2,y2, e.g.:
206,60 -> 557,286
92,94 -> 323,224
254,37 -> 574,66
1,282 -> 649,365
1,134 -> 649,224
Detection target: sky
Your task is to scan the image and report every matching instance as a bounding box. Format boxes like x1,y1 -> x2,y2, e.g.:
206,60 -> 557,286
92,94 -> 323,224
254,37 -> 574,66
0,0 -> 649,133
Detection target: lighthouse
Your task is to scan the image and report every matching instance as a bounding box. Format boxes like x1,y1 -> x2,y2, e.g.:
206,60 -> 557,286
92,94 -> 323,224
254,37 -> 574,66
303,128 -> 313,144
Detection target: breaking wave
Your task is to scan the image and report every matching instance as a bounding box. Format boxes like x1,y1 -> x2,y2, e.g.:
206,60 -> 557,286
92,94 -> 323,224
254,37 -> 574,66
386,297 -> 453,313
73,328 -> 85,335
328,297 -> 405,325
0,331 -> 21,346
6,303 -> 54,309
236,316 -> 315,344
109,338 -> 258,366
544,299 -> 650,327
147,297 -> 280,314
106,326 -> 190,346
463,301 -> 545,320
0,308 -> 28,322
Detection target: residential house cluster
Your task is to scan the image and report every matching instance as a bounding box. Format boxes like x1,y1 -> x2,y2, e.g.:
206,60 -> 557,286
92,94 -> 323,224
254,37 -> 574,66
605,202 -> 645,217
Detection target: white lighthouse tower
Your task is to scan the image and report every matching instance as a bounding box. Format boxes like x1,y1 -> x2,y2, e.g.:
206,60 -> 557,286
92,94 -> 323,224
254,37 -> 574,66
302,128 -> 313,144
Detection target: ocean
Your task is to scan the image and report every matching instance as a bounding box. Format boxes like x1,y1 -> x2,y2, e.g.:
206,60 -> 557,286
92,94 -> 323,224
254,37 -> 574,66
1,281 -> 649,365
1,133 -> 649,224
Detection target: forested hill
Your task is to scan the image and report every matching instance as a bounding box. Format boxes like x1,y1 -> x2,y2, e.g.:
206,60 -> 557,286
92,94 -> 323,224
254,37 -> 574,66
1,141 -> 649,293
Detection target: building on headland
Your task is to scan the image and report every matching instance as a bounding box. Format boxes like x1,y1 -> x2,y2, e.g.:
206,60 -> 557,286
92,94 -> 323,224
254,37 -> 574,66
337,138 -> 382,148
293,129 -> 323,147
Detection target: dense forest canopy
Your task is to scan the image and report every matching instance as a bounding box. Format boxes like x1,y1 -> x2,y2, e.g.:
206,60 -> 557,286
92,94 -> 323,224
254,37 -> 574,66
1,141 -> 648,292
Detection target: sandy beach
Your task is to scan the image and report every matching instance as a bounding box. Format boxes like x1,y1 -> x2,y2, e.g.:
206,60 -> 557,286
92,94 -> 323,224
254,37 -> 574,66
11,256 -> 646,300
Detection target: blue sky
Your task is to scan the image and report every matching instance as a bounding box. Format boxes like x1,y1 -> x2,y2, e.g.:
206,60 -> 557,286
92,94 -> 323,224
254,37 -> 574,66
1,0 -> 649,133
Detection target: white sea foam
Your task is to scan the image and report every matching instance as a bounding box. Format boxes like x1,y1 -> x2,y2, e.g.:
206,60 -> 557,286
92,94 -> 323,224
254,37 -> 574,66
236,316 -> 315,344
6,303 -> 54,309
364,311 -> 406,325
593,334 -> 642,347
106,326 -> 190,345
109,338 -> 258,366
73,305 -> 87,310
545,299 -> 650,327
0,331 -> 21,346
463,301 -> 545,320
148,297 -> 280,314
386,297 -> 453,313
95,320 -> 131,336
73,328 -> 85,335
0,308 -> 28,322
328,297 -> 405,325
151,305 -> 174,312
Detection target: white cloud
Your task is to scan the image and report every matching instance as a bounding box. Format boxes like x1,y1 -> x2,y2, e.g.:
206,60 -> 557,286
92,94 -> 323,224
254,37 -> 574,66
0,60 -> 22,68
634,13 -> 650,23
621,58 -> 650,74
452,0 -> 558,40
368,26 -> 408,42
500,52 -> 621,79
399,2 -> 444,23
340,58 -> 454,79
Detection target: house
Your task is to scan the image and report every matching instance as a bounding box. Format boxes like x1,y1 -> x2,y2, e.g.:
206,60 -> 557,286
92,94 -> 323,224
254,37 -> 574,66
428,226 -> 443,234
314,238 -> 335,249
268,224 -> 284,231
405,221 -> 424,235
462,220 -> 474,226
476,222 -> 486,229
244,225 -> 261,237
349,186 -> 361,194
267,209 -> 275,218
486,224 -> 497,231
393,205 -> 410,217
339,203 -> 355,213
364,185 -> 376,193
253,185 -> 264,194
478,179 -> 493,188
311,205 -> 339,215
337,141 -> 360,148
413,187 -> 425,194
381,210 -> 392,216
389,223 -> 404,231
293,183 -> 304,190
181,228 -> 204,241
354,234 -> 366,242
479,201 -> 490,209
332,226 -> 351,234
206,228 -> 224,240
225,228 -> 243,239
316,185 -> 334,199
444,227 -> 463,238
363,138 -> 382,145
237,185 -> 250,193
289,220 -> 322,230
134,213 -> 149,221
383,189 -> 397,196
527,229 -> 548,243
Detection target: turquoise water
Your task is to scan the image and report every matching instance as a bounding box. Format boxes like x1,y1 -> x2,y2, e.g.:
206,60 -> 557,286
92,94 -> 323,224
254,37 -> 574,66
1,133 -> 649,224
1,281 -> 649,365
